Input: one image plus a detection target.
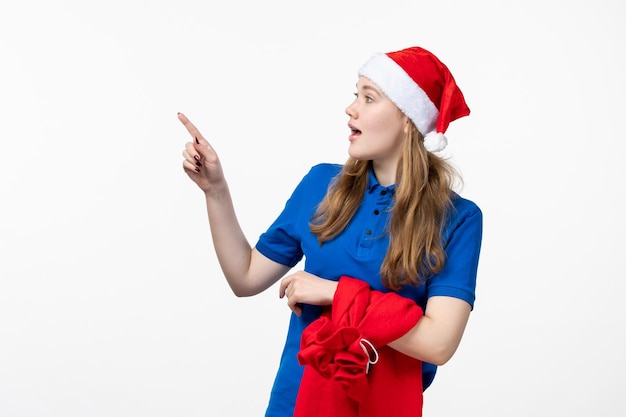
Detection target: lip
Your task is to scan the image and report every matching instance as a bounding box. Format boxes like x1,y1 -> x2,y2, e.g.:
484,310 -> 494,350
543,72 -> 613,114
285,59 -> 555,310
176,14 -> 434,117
348,123 -> 361,142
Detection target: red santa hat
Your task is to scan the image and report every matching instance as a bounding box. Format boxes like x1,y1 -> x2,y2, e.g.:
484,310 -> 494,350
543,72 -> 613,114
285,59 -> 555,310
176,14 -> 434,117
358,46 -> 470,152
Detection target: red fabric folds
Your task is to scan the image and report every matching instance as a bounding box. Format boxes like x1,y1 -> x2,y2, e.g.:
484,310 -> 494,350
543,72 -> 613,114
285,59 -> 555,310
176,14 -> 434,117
294,276 -> 425,417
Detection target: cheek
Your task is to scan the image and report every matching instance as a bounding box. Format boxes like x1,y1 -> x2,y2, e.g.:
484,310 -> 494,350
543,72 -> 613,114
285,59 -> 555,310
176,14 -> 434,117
364,106 -> 405,134
371,115 -> 395,131
376,113 -> 404,136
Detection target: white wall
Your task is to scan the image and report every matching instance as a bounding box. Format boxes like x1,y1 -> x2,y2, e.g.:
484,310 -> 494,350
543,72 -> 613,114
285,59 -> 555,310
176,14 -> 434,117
1,0 -> 624,415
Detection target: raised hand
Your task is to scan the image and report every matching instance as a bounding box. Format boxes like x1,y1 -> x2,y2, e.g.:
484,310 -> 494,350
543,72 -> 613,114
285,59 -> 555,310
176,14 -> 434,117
179,112 -> 226,193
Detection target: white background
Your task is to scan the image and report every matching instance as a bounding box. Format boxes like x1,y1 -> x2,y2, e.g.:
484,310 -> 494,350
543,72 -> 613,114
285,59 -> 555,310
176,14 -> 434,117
1,0 -> 624,416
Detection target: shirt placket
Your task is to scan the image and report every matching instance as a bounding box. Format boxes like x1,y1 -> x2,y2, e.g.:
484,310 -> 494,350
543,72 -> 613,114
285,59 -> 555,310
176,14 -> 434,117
357,187 -> 393,258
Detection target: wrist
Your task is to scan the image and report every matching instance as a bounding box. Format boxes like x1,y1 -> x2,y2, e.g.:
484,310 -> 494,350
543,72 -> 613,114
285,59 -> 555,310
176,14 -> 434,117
325,280 -> 339,305
203,180 -> 229,199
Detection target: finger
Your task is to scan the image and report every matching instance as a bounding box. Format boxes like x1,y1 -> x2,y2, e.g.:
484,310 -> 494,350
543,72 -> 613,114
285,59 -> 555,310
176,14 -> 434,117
279,278 -> 291,299
182,158 -> 201,174
177,113 -> 204,142
183,149 -> 203,172
288,299 -> 302,317
178,113 -> 210,152
184,143 -> 202,164
181,123 -> 218,165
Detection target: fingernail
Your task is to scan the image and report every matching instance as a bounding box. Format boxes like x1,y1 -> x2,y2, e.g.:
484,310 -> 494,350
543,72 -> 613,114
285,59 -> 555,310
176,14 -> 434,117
194,155 -> 200,161
194,167 -> 200,173
195,161 -> 202,167
195,136 -> 199,144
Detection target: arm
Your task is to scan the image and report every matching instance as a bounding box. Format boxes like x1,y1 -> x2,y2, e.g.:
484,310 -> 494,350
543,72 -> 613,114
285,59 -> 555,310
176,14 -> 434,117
282,273 -> 471,365
388,296 -> 471,366
179,113 -> 290,296
390,201 -> 482,365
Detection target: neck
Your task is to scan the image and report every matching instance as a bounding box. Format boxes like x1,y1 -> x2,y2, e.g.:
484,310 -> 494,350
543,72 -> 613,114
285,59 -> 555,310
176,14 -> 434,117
372,160 -> 396,187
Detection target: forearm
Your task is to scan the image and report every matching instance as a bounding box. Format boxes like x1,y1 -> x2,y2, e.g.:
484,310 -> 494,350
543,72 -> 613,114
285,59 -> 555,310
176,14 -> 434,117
388,317 -> 458,365
203,182 -> 258,296
388,296 -> 471,366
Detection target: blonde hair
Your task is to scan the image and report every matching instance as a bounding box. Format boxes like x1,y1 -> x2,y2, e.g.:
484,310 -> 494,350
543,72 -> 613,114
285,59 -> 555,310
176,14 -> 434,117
310,124 -> 460,291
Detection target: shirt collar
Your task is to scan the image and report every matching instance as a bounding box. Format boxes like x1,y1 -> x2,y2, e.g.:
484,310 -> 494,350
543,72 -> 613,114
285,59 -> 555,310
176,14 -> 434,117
367,167 -> 396,195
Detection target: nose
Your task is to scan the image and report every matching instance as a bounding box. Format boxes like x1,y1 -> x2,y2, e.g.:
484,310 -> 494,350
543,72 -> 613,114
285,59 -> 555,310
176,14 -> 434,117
345,100 -> 357,118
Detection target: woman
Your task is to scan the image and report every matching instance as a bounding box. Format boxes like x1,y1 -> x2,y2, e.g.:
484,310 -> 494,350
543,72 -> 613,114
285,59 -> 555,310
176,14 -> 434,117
179,46 -> 482,417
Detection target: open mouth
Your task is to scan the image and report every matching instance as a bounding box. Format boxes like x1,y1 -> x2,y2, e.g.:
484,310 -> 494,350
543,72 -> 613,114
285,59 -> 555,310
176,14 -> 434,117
348,123 -> 361,141
349,124 -> 362,136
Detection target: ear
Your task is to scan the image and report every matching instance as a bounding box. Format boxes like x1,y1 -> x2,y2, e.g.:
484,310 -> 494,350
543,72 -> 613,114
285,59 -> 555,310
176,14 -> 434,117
403,116 -> 411,134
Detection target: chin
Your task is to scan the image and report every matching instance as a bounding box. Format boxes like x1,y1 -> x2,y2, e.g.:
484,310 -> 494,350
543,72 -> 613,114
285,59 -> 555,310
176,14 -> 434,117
348,152 -> 371,161
348,147 -> 367,161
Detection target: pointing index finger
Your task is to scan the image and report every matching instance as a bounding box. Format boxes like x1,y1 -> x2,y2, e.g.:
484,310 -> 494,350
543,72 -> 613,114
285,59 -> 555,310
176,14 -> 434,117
177,112 -> 205,144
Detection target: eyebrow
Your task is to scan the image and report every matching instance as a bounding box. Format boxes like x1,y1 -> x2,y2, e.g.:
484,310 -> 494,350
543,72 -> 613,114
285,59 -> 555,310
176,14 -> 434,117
357,84 -> 382,95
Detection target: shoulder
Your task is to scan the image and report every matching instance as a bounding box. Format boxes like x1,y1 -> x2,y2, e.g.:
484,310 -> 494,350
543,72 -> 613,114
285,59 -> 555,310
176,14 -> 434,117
443,193 -> 483,240
450,193 -> 482,219
305,163 -> 343,180
295,163 -> 343,189
284,163 -> 343,204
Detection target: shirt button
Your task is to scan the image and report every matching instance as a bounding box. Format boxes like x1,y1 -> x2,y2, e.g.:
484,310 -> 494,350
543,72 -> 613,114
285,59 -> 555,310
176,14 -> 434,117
380,190 -> 387,196
365,229 -> 372,235
373,209 -> 380,215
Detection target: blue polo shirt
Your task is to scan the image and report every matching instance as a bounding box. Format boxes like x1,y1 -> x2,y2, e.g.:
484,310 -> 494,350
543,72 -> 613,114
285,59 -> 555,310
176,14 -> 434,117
256,163 -> 482,417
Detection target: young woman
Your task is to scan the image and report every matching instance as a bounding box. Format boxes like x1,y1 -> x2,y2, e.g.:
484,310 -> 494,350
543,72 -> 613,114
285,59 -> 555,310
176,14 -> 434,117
179,46 -> 482,417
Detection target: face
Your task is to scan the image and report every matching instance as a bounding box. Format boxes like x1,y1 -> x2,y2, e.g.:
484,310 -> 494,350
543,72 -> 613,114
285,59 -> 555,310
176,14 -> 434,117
345,76 -> 408,170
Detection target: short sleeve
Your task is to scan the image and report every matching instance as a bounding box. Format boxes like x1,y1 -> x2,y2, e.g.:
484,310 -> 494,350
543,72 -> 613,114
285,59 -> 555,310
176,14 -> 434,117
426,198 -> 483,309
255,164 -> 341,267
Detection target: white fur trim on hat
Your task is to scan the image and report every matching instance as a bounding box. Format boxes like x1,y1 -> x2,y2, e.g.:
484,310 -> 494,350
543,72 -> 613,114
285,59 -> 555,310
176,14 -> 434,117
358,52 -> 440,142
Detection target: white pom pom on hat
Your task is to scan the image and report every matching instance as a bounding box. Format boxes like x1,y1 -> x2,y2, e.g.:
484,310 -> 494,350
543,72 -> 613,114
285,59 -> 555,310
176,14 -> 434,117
423,132 -> 448,153
358,46 -> 470,152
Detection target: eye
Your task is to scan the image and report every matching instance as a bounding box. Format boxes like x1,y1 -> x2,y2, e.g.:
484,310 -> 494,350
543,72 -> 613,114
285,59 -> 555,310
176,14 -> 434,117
353,92 -> 374,103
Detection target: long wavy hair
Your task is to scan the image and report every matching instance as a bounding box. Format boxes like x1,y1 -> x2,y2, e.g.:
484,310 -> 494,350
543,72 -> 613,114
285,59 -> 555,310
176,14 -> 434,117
309,123 -> 460,291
